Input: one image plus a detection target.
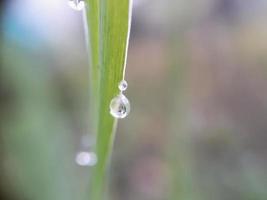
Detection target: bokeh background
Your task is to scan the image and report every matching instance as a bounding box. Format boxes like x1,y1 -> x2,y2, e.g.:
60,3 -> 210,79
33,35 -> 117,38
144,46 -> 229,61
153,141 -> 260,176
1,0 -> 267,200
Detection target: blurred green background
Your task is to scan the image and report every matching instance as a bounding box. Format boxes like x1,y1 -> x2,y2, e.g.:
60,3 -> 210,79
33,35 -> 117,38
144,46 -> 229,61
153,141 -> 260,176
1,0 -> 267,200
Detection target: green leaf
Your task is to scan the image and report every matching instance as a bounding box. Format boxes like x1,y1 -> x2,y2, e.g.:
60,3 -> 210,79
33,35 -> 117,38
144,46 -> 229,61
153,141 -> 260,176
86,0 -> 132,199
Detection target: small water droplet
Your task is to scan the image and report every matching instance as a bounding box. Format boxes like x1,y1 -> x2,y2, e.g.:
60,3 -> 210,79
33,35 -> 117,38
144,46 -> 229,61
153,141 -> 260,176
75,151 -> 97,166
118,80 -> 128,91
68,0 -> 85,11
110,94 -> 130,119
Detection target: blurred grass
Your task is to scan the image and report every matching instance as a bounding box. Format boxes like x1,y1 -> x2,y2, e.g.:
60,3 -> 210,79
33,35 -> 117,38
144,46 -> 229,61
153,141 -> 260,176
86,0 -> 132,199
0,44 -> 80,200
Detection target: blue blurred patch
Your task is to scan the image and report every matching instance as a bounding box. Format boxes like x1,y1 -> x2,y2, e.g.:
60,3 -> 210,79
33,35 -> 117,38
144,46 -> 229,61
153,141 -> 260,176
3,2 -> 45,50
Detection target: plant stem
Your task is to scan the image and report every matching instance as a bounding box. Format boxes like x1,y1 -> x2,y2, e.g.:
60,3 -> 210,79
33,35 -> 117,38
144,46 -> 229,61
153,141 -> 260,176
86,0 -> 132,199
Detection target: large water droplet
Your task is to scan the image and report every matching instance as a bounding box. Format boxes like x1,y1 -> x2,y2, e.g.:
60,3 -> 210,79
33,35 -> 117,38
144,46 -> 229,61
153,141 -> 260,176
110,94 -> 130,119
75,151 -> 97,166
118,80 -> 128,91
68,0 -> 85,11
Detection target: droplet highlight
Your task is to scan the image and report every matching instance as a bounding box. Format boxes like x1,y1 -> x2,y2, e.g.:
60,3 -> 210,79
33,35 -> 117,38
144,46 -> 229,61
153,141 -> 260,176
68,0 -> 85,11
118,80 -> 128,91
110,94 -> 130,119
75,151 -> 97,166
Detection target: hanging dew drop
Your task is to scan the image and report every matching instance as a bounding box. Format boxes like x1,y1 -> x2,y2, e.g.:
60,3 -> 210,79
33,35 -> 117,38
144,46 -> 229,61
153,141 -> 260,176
110,94 -> 130,119
118,80 -> 128,91
68,0 -> 85,11
110,80 -> 130,118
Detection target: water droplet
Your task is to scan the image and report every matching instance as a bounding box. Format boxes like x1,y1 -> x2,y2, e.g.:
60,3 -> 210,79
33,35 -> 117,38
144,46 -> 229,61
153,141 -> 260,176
118,80 -> 128,91
110,94 -> 130,119
68,0 -> 85,11
75,151 -> 97,166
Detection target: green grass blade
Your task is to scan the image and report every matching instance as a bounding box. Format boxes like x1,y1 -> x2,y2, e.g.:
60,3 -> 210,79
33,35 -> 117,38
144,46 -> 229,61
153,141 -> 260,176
85,0 -> 100,132
86,0 -> 132,199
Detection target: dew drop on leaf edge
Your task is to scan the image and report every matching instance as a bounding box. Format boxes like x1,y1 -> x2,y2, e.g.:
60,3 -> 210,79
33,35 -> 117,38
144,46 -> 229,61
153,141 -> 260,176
68,0 -> 85,11
118,80 -> 128,91
110,94 -> 130,119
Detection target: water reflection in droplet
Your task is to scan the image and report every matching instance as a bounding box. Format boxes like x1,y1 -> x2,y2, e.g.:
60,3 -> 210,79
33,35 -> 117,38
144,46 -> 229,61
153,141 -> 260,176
110,94 -> 130,119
